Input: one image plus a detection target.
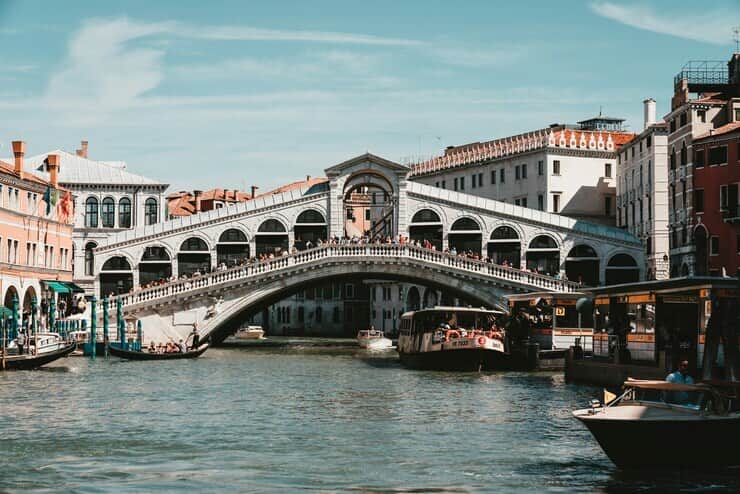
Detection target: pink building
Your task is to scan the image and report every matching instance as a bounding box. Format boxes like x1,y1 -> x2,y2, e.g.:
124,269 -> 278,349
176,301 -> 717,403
1,141 -> 75,317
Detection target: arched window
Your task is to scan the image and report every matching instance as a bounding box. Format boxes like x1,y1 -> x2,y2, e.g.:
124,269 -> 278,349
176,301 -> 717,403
119,197 -> 131,228
567,244 -> 597,258
84,241 -> 97,276
219,229 -> 248,243
141,246 -> 170,261
605,253 -> 640,285
607,254 -> 638,267
101,197 -> 115,228
258,219 -> 287,232
85,197 -> 98,228
450,217 -> 481,231
180,237 -> 209,251
529,235 -> 558,249
295,210 -> 326,224
144,198 -> 158,225
490,226 -> 519,240
101,256 -> 131,271
565,244 -> 599,285
411,209 -> 441,223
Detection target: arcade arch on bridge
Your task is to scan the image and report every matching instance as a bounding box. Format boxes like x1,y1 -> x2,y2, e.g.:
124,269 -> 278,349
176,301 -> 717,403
605,253 -> 639,285
139,246 -> 172,285
294,209 -> 327,250
526,235 -> 560,276
448,217 -> 482,255
256,219 -> 288,256
565,244 -> 599,286
178,237 -> 211,277
100,256 -> 133,297
217,228 -> 250,267
406,286 -> 421,311
343,170 -> 395,239
409,209 -> 443,250
487,225 -> 521,268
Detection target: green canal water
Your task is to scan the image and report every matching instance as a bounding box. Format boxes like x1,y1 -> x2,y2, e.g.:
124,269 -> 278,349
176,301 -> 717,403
1,338 -> 738,493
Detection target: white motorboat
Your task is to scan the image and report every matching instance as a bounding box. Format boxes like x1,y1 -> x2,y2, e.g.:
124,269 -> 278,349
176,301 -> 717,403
357,329 -> 393,350
573,379 -> 740,469
234,325 -> 265,340
7,332 -> 69,355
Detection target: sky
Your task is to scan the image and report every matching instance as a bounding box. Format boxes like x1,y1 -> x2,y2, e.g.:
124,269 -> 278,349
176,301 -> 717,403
0,0 -> 738,192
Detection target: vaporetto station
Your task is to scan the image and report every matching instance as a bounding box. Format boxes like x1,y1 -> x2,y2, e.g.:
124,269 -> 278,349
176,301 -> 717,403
92,154 -> 645,344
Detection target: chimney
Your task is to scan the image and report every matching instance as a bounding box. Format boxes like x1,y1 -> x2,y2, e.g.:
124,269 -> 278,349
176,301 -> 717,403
728,53 -> 740,85
643,98 -> 656,130
12,141 -> 25,177
193,190 -> 202,213
306,175 -> 311,181
250,185 -> 259,198
75,140 -> 89,158
47,154 -> 60,187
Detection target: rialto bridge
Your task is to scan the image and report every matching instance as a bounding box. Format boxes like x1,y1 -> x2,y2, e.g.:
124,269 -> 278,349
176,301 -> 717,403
92,153 -> 644,343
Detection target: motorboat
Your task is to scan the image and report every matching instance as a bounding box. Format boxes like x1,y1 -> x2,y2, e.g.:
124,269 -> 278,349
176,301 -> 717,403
6,332 -> 69,355
234,325 -> 265,340
1,342 -> 76,370
357,329 -> 393,350
397,307 -> 520,371
573,379 -> 740,469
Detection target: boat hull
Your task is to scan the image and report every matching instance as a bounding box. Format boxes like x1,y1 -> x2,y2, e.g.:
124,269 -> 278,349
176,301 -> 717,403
399,348 -> 519,371
1,343 -> 77,371
574,410 -> 740,468
108,343 -> 209,360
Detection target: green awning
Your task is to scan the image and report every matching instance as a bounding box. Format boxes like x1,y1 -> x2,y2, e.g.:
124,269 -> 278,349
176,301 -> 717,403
63,282 -> 85,294
43,281 -> 71,294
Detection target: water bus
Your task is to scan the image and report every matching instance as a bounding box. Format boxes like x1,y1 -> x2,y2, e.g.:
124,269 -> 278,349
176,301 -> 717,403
398,306 -> 518,371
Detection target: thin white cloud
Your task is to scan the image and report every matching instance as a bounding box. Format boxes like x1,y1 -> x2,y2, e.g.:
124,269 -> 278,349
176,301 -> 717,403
589,1 -> 739,45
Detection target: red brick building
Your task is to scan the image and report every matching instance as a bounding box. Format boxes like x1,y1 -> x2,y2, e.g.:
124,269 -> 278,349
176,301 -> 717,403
690,123 -> 740,277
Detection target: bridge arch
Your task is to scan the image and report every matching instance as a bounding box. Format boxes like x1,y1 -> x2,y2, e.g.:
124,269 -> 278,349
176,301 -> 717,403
526,234 -> 560,276
406,285 -> 421,311
100,255 -> 134,297
487,225 -> 521,268
342,170 -> 396,239
256,218 -> 289,255
409,207 -> 443,250
448,216 -> 483,255
565,243 -> 599,286
178,236 -> 212,277
423,287 -> 439,308
605,252 -> 639,285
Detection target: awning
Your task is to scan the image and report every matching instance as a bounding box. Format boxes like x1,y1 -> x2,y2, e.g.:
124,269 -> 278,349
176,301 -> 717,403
64,282 -> 85,294
43,281 -> 71,294
0,307 -> 13,318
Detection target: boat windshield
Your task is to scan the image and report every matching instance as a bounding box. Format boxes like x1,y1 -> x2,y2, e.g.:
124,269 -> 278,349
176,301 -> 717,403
413,310 -> 497,333
616,381 -> 730,414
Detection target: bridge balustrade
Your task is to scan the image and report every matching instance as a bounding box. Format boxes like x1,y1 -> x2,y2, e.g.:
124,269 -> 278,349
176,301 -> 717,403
118,244 -> 580,309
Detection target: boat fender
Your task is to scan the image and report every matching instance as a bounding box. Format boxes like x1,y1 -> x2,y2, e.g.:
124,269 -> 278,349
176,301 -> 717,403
478,336 -> 486,346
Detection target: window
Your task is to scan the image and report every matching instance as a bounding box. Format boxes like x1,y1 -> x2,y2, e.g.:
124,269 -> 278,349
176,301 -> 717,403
695,148 -> 705,168
435,181 -> 439,188
471,174 -> 477,188
478,173 -> 483,186
553,160 -> 560,175
491,170 -> 496,184
515,165 -> 520,180
695,189 -> 704,213
144,198 -> 158,225
85,197 -> 98,228
670,148 -> 676,170
720,185 -> 728,210
101,197 -> 115,228
521,197 -> 527,208
459,177 -> 465,190
735,108 -> 740,121
697,110 -> 706,123
521,164 -> 527,179
537,194 -> 544,211
737,234 -> 740,254
680,142 -> 687,166
646,135 -> 652,148
648,196 -> 652,220
710,236 -> 720,256
708,146 -> 728,165
552,194 -> 560,213
604,196 -> 612,216
345,283 -> 354,298
604,163 -> 612,178
500,169 -> 505,183
315,307 -> 322,323
365,209 -> 370,221
679,112 -> 687,127
670,119 -> 676,133
514,199 -> 520,206
441,180 -> 446,189
453,178 -> 458,191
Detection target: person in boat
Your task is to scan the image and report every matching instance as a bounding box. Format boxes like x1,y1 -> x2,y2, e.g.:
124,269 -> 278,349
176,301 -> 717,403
665,360 -> 694,404
189,323 -> 200,350
178,339 -> 187,353
147,341 -> 157,353
16,331 -> 26,355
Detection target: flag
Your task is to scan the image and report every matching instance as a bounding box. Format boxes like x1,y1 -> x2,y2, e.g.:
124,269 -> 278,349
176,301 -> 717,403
42,186 -> 52,215
59,191 -> 72,222
51,189 -> 58,206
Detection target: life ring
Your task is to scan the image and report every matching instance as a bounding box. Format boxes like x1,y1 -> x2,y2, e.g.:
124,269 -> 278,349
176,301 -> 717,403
478,336 -> 486,345
446,330 -> 460,340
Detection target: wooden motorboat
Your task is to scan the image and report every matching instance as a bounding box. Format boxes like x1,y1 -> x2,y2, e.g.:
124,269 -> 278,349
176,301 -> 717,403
573,379 -> 740,469
357,329 -> 393,350
107,343 -> 209,360
1,342 -> 77,371
234,326 -> 265,340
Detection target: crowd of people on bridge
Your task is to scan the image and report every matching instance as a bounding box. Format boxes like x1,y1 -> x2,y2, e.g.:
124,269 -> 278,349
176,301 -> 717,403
128,233 -> 574,294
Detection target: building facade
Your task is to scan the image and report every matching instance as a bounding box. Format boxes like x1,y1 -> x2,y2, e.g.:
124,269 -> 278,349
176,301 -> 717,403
22,141 -> 169,294
1,142 -> 74,316
410,117 -> 635,226
167,188 -> 254,218
664,54 -> 740,276
616,99 -> 670,279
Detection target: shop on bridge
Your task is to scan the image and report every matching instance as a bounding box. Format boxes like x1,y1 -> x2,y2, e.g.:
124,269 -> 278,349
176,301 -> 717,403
408,209 -> 443,251
256,219 -> 289,255
139,246 -> 172,285
487,226 -> 521,268
293,210 -> 327,250
216,229 -> 250,267
100,256 -> 134,298
447,217 -> 482,255
525,235 -> 560,276
565,244 -> 600,286
178,237 -> 211,276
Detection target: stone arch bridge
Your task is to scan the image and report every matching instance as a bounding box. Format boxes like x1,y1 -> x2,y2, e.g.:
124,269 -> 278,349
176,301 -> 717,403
92,153 -> 644,343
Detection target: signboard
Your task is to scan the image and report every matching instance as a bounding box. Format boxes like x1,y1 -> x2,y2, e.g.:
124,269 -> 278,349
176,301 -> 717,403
661,295 -> 698,304
555,306 -> 566,316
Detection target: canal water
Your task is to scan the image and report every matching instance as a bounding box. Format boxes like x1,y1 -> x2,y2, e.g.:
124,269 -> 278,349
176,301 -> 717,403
1,339 -> 738,493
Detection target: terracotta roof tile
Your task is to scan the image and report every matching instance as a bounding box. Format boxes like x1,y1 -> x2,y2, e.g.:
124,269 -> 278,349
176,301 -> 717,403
694,121 -> 740,140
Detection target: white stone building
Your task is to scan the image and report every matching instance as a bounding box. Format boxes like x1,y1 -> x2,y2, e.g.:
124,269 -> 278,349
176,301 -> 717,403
409,117 -> 636,226
22,142 -> 169,293
616,99 -> 670,280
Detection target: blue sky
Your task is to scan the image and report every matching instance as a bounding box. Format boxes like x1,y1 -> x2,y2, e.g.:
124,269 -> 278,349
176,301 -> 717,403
0,0 -> 738,192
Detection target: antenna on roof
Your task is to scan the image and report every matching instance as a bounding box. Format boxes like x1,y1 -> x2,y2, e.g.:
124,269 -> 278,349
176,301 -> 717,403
734,26 -> 740,51
599,105 -> 603,117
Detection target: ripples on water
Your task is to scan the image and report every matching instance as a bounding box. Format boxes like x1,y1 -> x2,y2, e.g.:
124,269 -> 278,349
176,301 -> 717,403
1,342 -> 739,493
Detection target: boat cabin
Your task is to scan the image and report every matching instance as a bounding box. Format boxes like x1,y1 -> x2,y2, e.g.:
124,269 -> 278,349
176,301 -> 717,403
506,292 -> 593,351
585,277 -> 739,380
